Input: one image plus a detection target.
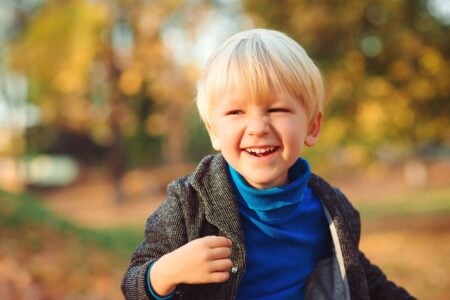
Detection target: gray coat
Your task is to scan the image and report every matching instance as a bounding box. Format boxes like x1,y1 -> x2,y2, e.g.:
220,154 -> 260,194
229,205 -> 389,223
121,154 -> 415,300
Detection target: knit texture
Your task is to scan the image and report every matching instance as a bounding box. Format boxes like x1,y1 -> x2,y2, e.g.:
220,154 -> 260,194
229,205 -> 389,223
121,154 -> 415,300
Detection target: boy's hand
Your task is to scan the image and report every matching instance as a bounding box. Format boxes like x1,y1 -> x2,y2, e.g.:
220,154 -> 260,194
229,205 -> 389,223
150,236 -> 233,296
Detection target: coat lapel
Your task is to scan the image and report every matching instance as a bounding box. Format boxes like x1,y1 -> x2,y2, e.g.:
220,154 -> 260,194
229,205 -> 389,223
190,155 -> 242,238
190,155 -> 247,299
309,174 -> 370,300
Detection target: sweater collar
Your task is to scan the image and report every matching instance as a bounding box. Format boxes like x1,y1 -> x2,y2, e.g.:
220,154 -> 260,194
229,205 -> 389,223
228,158 -> 311,222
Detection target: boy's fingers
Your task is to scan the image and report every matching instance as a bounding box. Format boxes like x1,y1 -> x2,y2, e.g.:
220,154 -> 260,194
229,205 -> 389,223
209,258 -> 233,272
208,271 -> 230,283
209,247 -> 231,259
202,236 -> 232,248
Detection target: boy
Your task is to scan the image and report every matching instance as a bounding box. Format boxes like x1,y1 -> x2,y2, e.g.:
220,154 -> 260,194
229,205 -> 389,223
121,28 -> 415,299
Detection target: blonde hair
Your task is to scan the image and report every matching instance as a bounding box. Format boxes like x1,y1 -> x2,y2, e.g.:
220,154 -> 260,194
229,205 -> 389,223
196,28 -> 324,126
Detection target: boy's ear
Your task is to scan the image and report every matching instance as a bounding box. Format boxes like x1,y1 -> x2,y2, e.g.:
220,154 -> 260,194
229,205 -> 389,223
205,122 -> 221,151
305,112 -> 322,147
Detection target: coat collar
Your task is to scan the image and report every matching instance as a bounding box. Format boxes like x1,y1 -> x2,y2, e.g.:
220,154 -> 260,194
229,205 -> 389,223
190,154 -> 245,244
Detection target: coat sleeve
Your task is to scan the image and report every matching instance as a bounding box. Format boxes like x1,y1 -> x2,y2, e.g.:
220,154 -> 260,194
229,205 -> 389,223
358,251 -> 416,300
121,190 -> 188,300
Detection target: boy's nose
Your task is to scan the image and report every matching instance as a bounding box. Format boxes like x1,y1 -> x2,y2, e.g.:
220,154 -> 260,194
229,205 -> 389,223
247,116 -> 270,136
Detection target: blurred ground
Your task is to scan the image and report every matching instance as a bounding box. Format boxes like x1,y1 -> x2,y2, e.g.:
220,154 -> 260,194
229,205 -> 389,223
39,159 -> 450,228
35,159 -> 450,299
38,163 -> 196,229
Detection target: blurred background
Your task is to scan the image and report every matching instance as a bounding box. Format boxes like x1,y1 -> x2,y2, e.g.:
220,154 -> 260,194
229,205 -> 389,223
0,0 -> 449,299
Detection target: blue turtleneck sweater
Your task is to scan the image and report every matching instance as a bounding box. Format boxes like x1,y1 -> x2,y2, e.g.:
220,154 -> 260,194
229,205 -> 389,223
229,158 -> 332,300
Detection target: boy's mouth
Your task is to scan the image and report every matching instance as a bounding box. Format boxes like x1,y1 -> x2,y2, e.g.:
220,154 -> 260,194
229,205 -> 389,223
244,146 -> 279,157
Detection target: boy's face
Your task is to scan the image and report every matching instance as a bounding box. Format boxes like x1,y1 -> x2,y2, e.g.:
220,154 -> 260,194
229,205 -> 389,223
206,91 -> 322,189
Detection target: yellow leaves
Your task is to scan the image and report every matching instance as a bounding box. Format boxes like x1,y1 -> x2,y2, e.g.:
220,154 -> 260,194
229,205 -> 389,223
53,71 -> 84,95
365,77 -> 393,98
0,256 -> 32,291
415,118 -> 446,141
291,5 -> 327,34
355,88 -> 417,142
357,101 -> 386,140
146,113 -> 168,136
419,47 -> 445,75
354,77 -> 425,143
393,109 -> 414,129
90,123 -> 112,146
0,131 -> 24,157
416,47 -> 449,98
146,69 -> 190,105
328,75 -> 354,100
10,0 -> 108,96
0,213 -> 125,299
397,30 -> 423,58
0,129 -> 13,154
121,109 -> 138,137
61,97 -> 91,131
389,60 -> 414,81
342,145 -> 368,166
137,4 -> 168,36
407,77 -> 435,102
38,97 -> 59,124
321,117 -> 347,145
344,51 -> 366,75
390,94 -> 414,129
119,69 -> 143,96
360,78 -> 392,130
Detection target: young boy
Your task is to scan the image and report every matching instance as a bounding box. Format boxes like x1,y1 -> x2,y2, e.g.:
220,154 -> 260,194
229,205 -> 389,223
121,28 -> 415,300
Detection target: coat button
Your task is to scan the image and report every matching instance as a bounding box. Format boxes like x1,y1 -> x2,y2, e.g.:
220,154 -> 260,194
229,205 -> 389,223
231,267 -> 238,273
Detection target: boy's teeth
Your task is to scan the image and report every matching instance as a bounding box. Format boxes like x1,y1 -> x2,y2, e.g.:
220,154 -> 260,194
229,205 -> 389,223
246,147 -> 275,154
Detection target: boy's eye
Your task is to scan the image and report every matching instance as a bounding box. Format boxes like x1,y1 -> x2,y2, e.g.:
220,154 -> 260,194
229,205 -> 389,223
268,107 -> 290,113
225,110 -> 244,115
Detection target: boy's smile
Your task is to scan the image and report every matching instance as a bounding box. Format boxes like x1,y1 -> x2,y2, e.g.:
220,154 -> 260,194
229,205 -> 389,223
207,92 -> 322,189
244,146 -> 279,157
242,145 -> 281,165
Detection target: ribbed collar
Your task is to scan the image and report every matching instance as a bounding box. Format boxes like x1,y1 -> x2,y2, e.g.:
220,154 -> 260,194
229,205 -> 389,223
228,158 -> 311,222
